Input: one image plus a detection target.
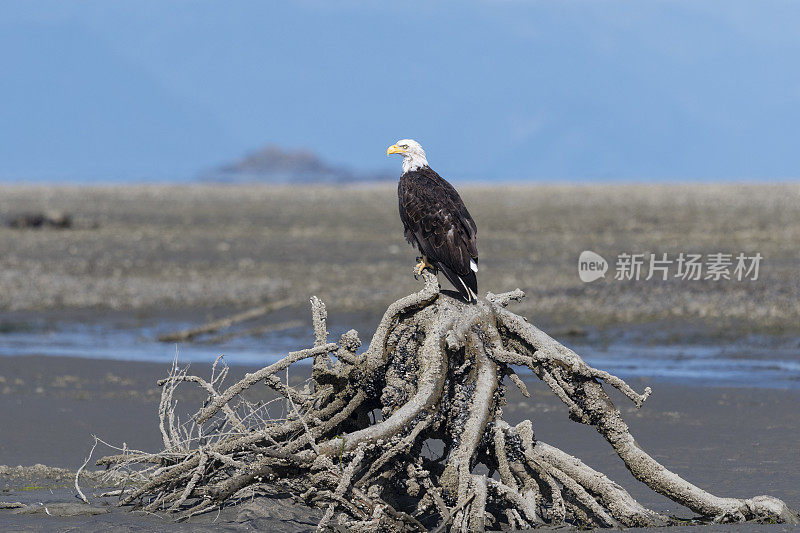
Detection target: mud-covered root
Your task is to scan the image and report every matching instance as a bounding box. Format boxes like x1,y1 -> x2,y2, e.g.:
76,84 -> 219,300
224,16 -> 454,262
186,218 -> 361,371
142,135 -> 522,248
486,294 -> 798,527
93,271 -> 798,530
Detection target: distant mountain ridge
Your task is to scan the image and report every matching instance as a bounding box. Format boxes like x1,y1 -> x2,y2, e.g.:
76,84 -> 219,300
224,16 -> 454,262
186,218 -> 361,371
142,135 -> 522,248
204,145 -> 392,184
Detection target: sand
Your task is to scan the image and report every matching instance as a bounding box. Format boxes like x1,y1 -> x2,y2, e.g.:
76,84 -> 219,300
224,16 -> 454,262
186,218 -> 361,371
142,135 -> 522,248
1,355 -> 798,531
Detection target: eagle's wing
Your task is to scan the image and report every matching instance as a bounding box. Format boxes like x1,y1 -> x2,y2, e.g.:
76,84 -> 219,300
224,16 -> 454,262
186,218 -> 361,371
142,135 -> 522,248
399,169 -> 478,299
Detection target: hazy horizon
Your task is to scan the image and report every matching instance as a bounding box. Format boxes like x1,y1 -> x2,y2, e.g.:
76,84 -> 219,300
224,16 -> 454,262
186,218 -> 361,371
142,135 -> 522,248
3,1 -> 800,184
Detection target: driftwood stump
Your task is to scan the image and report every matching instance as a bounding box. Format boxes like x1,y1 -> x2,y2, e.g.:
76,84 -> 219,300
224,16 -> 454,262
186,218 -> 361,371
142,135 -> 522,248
97,272 -> 798,531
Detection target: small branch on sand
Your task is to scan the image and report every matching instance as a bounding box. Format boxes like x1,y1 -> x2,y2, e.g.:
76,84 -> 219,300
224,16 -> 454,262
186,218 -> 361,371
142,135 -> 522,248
99,273 -> 799,530
200,319 -> 304,344
157,298 -> 295,343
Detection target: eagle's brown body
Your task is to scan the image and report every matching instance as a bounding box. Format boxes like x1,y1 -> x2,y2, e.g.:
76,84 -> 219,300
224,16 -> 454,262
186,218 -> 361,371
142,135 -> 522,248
398,166 -> 478,301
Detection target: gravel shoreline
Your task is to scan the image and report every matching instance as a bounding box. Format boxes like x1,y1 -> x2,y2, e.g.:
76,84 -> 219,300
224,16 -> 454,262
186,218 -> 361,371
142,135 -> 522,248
1,184 -> 798,339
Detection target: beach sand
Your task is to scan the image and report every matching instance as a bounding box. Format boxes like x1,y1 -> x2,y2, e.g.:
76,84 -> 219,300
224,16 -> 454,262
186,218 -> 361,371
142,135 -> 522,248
1,355 -> 798,531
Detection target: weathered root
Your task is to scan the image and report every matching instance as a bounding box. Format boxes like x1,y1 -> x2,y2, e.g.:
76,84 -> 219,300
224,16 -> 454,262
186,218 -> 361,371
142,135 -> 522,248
488,298 -> 797,526
532,440 -> 668,527
94,272 -> 798,530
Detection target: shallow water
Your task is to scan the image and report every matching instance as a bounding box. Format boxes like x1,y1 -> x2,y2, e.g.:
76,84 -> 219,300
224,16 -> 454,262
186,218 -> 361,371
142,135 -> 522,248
567,341 -> 800,389
0,314 -> 798,390
0,314 -> 315,366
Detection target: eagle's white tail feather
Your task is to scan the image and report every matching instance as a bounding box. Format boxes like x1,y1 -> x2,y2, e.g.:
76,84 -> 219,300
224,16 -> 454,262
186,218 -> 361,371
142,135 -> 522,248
470,259 -> 478,273
457,276 -> 473,302
456,275 -> 478,302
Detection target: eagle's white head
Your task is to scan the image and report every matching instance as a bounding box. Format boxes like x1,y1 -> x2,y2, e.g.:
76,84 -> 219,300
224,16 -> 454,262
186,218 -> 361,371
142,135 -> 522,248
387,139 -> 429,174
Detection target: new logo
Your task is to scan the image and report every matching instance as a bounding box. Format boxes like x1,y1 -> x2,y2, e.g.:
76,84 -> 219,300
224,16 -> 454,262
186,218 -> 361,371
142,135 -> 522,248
578,251 -> 608,283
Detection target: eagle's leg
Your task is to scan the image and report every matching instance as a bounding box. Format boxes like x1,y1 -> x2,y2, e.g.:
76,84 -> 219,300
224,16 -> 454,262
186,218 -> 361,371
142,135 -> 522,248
414,255 -> 436,279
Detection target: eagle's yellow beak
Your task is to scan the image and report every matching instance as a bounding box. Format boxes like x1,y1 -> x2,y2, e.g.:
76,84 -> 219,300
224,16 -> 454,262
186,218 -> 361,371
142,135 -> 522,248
387,144 -> 405,156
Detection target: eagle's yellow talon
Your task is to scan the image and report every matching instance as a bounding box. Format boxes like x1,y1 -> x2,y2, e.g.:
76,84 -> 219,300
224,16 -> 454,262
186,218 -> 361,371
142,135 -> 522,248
414,256 -> 434,277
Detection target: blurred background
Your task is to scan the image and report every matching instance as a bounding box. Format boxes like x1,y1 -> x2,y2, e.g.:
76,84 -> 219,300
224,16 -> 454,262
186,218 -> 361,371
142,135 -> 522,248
1,1 -> 799,388
3,0 -> 800,183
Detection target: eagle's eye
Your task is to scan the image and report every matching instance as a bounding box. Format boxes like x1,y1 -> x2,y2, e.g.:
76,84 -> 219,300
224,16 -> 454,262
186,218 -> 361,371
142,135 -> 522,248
401,144 -> 409,149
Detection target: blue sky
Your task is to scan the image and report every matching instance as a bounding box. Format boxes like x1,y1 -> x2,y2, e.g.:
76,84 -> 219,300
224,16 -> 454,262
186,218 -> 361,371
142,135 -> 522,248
2,1 -> 799,183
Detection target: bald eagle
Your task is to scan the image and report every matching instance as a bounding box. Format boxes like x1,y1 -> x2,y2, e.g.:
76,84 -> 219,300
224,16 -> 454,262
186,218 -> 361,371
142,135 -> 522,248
387,139 -> 479,302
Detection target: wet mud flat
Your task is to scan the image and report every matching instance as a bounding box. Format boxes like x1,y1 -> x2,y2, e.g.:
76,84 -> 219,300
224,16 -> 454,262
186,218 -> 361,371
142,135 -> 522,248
1,183 -> 799,529
1,355 -> 799,531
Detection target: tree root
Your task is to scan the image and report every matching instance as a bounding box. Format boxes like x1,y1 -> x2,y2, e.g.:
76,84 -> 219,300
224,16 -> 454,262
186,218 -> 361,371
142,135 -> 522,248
96,271 -> 798,530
